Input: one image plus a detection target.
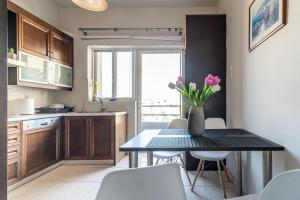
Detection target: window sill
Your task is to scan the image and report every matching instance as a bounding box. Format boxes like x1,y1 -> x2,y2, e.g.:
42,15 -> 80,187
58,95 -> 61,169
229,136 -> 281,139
89,97 -> 135,102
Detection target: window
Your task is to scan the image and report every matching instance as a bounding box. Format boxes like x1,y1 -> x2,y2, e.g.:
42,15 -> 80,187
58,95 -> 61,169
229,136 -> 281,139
140,52 -> 182,128
93,50 -> 133,99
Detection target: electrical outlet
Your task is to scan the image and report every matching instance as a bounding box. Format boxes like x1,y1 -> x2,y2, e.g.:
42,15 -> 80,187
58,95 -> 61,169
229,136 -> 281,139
229,65 -> 233,78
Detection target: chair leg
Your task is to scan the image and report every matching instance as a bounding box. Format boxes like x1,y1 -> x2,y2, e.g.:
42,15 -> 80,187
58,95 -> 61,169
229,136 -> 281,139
178,155 -> 192,185
192,160 -> 203,191
199,161 -> 205,177
155,158 -> 160,165
217,161 -> 227,198
221,160 -> 232,183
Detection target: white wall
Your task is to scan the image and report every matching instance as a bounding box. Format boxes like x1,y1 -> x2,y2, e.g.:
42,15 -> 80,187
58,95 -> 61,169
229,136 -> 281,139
54,6 -> 219,138
9,0 -> 60,27
7,0 -> 60,114
8,86 -> 56,115
218,0 -> 300,194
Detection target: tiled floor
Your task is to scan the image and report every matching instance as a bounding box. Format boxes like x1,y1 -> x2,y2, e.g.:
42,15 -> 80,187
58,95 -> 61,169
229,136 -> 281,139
8,155 -> 236,200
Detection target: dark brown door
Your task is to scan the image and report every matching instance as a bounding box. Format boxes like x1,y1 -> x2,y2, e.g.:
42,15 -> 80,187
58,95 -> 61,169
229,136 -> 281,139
19,14 -> 50,59
22,126 -> 60,177
89,117 -> 115,160
65,117 -> 89,160
50,32 -> 73,67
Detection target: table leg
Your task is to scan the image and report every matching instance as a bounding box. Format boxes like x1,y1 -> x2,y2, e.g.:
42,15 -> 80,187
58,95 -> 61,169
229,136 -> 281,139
147,151 -> 153,166
235,151 -> 242,196
129,151 -> 138,168
263,151 -> 272,187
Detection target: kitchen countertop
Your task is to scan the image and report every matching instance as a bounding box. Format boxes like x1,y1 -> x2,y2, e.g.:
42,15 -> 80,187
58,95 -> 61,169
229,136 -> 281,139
8,111 -> 128,122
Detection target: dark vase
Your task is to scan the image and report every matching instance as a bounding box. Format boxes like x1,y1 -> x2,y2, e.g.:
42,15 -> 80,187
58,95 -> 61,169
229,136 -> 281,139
188,106 -> 205,136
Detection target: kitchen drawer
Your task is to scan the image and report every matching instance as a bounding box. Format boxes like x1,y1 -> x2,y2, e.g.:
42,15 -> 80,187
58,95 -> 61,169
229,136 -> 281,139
8,133 -> 21,148
8,156 -> 21,186
8,122 -> 22,134
8,145 -> 21,160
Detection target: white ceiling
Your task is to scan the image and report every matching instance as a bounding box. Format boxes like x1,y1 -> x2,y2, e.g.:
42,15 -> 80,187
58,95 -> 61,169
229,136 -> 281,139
54,0 -> 219,8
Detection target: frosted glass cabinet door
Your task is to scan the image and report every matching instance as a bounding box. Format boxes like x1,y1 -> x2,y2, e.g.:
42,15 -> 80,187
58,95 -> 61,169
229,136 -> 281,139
52,64 -> 73,88
19,52 -> 49,84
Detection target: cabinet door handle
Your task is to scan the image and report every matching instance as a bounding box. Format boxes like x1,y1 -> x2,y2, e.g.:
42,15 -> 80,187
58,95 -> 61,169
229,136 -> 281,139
40,122 -> 48,126
48,51 -> 54,59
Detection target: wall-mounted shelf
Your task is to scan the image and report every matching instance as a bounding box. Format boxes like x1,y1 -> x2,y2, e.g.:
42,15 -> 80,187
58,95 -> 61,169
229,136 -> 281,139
7,58 -> 26,68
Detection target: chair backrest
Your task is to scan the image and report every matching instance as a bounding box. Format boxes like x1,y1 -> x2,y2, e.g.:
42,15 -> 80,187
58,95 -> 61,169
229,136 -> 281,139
205,118 -> 226,129
95,163 -> 187,200
259,169 -> 300,200
168,118 -> 188,129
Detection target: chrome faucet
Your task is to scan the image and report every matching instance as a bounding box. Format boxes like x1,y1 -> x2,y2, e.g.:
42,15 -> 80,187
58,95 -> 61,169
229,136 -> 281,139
97,97 -> 107,112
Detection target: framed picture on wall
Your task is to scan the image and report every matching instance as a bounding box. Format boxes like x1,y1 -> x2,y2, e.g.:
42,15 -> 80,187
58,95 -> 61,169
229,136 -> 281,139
249,0 -> 287,51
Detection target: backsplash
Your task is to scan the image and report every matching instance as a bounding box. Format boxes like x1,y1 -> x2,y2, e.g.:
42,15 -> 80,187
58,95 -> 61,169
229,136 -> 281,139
8,86 -> 56,115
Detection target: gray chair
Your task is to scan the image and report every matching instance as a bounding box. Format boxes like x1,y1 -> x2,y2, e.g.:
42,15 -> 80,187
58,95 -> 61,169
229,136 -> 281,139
95,163 -> 187,200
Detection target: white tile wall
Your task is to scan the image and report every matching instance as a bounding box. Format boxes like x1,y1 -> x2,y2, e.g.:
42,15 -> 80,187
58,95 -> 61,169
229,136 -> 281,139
8,86 -> 56,115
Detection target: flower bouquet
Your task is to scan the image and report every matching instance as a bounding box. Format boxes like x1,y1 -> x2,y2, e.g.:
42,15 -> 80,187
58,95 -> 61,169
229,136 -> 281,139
168,74 -> 221,136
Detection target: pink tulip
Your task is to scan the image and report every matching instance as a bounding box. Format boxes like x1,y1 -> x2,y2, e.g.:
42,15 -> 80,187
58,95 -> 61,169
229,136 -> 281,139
177,76 -> 184,82
168,82 -> 176,89
205,74 -> 221,86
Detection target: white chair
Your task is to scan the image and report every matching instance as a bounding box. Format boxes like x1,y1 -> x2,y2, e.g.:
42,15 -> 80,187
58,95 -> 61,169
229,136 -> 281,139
153,118 -> 192,184
190,118 -> 231,198
228,169 -> 300,200
95,163 -> 187,200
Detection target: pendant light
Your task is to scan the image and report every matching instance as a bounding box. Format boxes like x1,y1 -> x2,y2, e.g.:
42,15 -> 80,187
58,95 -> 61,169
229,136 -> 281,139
72,0 -> 108,12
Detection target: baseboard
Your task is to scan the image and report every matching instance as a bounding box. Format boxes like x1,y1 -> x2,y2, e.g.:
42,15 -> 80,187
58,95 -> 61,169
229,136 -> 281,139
62,160 -> 114,165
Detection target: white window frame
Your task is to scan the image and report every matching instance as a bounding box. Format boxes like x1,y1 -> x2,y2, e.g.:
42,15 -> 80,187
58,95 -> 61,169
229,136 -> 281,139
91,45 -> 184,104
136,50 -> 184,131
92,49 -> 135,100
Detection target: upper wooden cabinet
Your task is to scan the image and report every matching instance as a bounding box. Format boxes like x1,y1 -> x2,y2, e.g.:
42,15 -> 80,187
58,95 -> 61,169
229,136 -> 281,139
50,32 -> 73,67
8,2 -> 74,90
19,14 -> 73,67
19,14 -> 50,59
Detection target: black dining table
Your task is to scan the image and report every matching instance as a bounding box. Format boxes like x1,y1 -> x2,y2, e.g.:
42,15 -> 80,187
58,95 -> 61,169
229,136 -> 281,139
119,129 -> 284,197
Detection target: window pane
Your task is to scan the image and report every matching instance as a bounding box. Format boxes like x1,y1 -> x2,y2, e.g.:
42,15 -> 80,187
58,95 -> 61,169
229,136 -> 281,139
141,53 -> 181,125
96,52 -> 112,98
116,52 -> 133,98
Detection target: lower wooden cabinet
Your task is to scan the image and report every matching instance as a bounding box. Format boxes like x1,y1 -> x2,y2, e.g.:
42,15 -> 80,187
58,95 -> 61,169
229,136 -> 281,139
8,122 -> 22,186
8,157 -> 21,186
90,117 -> 115,160
7,114 -> 127,186
65,114 -> 127,164
64,117 -> 89,159
22,126 -> 60,177
114,114 -> 127,164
